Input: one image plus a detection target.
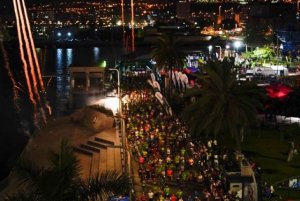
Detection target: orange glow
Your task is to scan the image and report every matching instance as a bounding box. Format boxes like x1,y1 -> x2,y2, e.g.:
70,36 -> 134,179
16,0 -> 40,101
13,0 -> 36,107
21,0 -> 45,91
131,0 -> 135,52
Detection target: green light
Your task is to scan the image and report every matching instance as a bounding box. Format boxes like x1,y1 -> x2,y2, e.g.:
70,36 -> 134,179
97,60 -> 107,68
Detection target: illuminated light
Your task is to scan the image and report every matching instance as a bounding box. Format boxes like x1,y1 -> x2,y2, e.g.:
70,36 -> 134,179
116,20 -> 122,26
67,32 -> 71,37
131,0 -> 135,52
21,0 -> 45,92
57,32 -> 61,37
97,60 -> 107,68
13,0 -> 36,107
95,97 -> 119,115
266,83 -> 292,99
280,44 -> 283,49
226,44 -> 230,49
234,40 -> 242,49
208,45 -> 213,51
16,0 -> 40,101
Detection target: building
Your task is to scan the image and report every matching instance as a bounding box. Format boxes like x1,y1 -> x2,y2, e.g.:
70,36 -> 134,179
69,66 -> 105,93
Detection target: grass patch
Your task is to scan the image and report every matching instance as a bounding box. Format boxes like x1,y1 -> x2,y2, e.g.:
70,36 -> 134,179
218,124 -> 300,199
276,189 -> 300,200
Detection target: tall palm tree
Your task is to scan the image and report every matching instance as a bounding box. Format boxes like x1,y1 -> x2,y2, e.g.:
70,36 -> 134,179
182,60 -> 265,151
5,140 -> 131,201
151,33 -> 185,94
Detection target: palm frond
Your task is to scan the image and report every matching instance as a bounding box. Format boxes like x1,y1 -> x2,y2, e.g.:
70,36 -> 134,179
181,60 -> 264,151
14,158 -> 43,190
4,190 -> 42,201
79,171 -> 131,201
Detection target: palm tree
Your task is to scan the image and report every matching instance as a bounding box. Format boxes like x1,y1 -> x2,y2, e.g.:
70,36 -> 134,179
151,33 -> 185,95
5,140 -> 131,201
182,60 -> 265,151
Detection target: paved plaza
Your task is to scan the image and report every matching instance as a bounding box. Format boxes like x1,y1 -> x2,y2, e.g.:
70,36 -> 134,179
0,107 -> 123,200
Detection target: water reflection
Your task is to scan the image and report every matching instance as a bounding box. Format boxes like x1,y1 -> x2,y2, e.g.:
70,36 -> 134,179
55,48 -> 72,116
56,49 -> 63,74
93,47 -> 100,64
66,48 -> 73,67
40,46 -> 125,116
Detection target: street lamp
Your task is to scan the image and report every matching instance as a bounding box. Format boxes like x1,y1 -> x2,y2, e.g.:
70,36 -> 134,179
215,45 -> 222,60
234,40 -> 242,55
224,44 -> 231,57
208,45 -> 213,59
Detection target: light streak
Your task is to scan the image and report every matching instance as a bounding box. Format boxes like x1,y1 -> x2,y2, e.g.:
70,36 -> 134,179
131,0 -> 135,52
13,0 -> 36,107
0,40 -> 20,111
21,0 -> 45,92
46,77 -> 53,88
16,0 -> 40,101
13,0 -> 51,126
121,0 -> 125,47
45,102 -> 52,116
15,85 -> 26,94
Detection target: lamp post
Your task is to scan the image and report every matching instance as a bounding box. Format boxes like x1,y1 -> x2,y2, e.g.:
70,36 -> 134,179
234,40 -> 242,56
208,45 -> 213,59
215,45 -> 222,60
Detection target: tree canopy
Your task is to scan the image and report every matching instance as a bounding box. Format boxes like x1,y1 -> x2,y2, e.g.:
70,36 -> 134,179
182,60 -> 265,151
151,33 -> 185,71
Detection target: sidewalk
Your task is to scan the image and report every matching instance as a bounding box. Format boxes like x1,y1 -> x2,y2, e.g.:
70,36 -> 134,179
130,156 -> 143,200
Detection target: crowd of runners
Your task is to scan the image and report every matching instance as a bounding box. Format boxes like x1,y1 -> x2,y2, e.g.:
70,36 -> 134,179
123,85 -> 243,201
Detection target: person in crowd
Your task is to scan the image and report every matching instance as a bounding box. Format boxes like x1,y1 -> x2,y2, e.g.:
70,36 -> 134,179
123,79 -> 242,201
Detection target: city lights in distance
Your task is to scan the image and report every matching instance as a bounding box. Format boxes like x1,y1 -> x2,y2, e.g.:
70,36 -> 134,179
116,20 -> 122,26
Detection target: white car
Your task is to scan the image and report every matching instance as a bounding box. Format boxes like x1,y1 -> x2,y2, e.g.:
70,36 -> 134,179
246,69 -> 254,78
254,67 -> 276,77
